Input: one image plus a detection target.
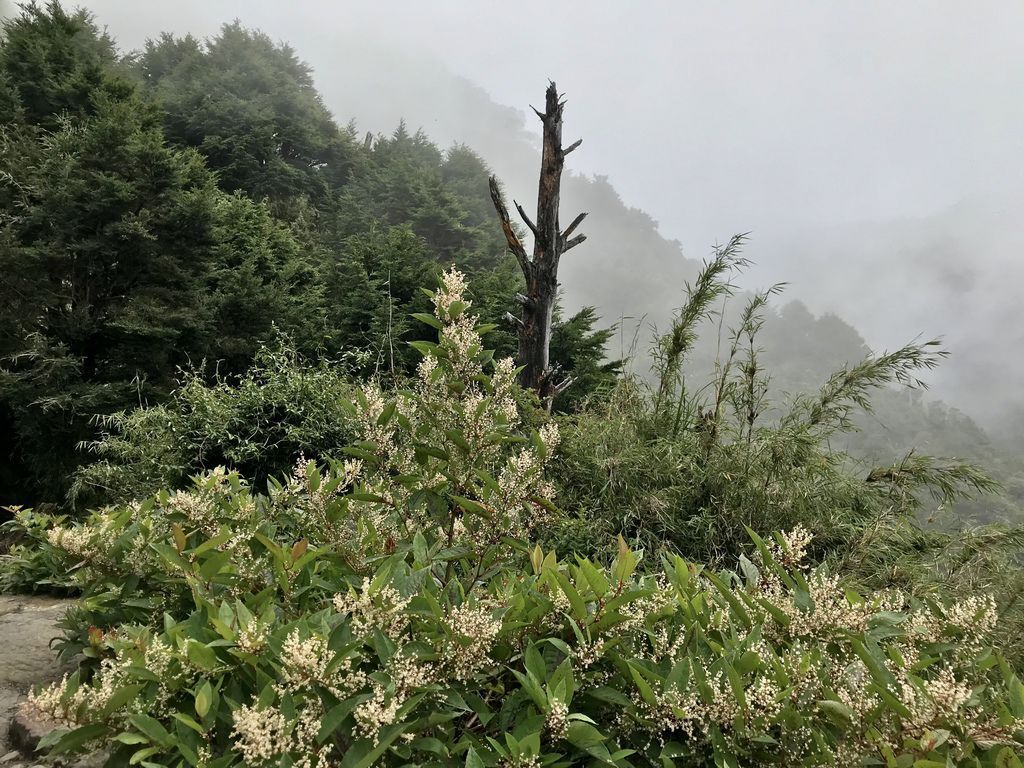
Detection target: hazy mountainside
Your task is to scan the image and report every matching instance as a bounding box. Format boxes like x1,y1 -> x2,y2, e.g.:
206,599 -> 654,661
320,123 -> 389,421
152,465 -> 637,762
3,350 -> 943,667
307,41 -> 701,341
0,4 -> 1018,525
32,0 -> 1023,442
317,44 -> 1024,502
305,37 -> 1023,441
760,197 -> 1024,437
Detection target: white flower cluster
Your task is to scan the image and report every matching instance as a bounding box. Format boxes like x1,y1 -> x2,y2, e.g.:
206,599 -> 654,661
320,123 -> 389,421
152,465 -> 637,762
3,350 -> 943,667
617,575 -> 677,635
232,701 -> 333,768
444,601 -> 501,680
500,755 -> 543,768
353,654 -> 434,745
231,704 -> 288,763
605,524 -> 1015,765
492,422 -> 560,541
745,674 -> 783,720
353,685 -> 401,744
627,685 -> 701,743
24,634 -> 176,729
757,529 -> 902,640
704,670 -> 742,727
902,667 -> 973,734
573,639 -> 606,670
45,513 -> 119,568
907,594 -> 997,656
546,699 -> 569,740
342,266 -> 557,559
278,630 -> 332,692
165,489 -> 220,536
333,579 -> 412,642
432,267 -> 469,315
236,621 -> 267,655
768,524 -> 812,568
233,626 -> 362,766
23,676 -> 84,729
357,384 -> 400,458
281,457 -> 363,550
45,525 -> 93,559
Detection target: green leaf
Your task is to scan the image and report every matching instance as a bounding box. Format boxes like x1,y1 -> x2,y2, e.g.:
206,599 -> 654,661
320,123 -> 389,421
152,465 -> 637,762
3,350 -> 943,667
587,685 -> 632,707
703,571 -> 752,630
452,495 -> 489,516
411,312 -> 443,330
738,554 -> 760,588
339,723 -> 409,768
524,643 -> 547,683
192,529 -> 234,556
113,732 -> 149,745
171,523 -> 186,553
103,683 -> 144,716
579,559 -> 610,598
46,723 -> 109,754
447,300 -> 469,318
552,570 -> 588,619
711,725 -> 738,768
511,669 -> 547,710
198,549 -> 232,581
566,721 -> 610,761
409,341 -> 439,357
318,698 -> 360,743
627,662 -> 659,707
129,746 -> 162,765
415,444 -> 450,462
445,429 -> 472,454
376,401 -> 397,427
185,640 -> 219,672
172,713 -> 206,736
996,747 -> 1024,768
195,681 -> 213,719
817,699 -> 854,723
465,746 -> 486,768
127,714 -> 172,747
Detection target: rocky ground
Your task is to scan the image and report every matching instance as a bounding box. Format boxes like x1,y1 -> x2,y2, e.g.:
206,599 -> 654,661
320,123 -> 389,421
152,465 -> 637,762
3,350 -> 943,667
0,595 -> 99,767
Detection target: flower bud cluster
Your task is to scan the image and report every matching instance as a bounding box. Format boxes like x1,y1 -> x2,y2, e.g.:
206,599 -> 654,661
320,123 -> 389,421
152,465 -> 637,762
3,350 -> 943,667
546,699 -> 569,740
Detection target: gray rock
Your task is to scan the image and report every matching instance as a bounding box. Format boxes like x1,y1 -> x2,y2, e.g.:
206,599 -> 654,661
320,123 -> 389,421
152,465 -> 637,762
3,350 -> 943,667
0,596 -> 74,689
0,595 -> 77,762
7,708 -> 50,756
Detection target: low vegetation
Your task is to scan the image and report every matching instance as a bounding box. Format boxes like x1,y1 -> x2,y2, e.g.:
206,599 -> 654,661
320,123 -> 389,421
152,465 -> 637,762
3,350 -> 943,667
1,272 -> 1021,766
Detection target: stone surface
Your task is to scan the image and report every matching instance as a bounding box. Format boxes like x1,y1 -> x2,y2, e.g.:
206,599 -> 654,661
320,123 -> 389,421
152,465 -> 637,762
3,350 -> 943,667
0,594 -> 78,765
7,709 -> 51,756
0,596 -> 74,690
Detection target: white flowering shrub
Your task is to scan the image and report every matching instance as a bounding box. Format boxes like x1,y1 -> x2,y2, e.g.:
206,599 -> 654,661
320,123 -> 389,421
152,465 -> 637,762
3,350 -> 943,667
8,270 -> 1024,767
22,524 -> 1024,767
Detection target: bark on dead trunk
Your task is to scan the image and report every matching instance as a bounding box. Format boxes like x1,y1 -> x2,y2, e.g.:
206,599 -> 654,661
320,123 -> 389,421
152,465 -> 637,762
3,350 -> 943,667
488,82 -> 587,408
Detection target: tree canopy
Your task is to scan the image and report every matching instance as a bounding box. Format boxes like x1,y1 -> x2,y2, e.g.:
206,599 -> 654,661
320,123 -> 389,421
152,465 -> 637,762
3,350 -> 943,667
0,4 -> 619,505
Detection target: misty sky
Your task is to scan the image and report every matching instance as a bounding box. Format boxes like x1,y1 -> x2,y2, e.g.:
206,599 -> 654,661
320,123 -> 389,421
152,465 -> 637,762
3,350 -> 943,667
13,0 -> 1024,423
73,1 -> 1024,245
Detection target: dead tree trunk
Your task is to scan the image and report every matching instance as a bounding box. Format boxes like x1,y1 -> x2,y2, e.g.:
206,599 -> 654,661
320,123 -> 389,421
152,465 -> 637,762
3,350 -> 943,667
489,82 -> 587,407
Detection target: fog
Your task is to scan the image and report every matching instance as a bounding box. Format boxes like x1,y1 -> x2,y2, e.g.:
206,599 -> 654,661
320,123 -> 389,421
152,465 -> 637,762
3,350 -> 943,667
56,1 -> 1024,428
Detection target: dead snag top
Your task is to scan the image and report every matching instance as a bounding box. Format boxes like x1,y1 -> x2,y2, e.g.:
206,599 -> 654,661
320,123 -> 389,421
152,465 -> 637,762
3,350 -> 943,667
488,81 -> 589,409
